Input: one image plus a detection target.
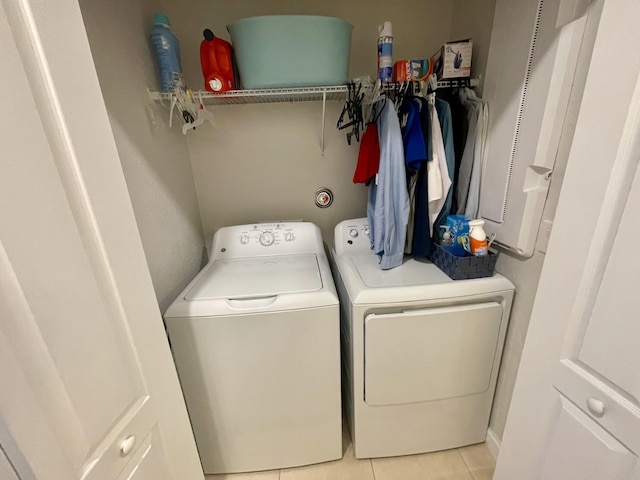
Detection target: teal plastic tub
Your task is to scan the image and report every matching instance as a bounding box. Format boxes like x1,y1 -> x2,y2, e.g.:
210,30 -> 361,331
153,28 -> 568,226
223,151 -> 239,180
227,15 -> 353,89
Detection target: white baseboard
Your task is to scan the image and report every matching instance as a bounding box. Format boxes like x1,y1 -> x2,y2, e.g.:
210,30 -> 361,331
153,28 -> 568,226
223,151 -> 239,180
485,427 -> 501,460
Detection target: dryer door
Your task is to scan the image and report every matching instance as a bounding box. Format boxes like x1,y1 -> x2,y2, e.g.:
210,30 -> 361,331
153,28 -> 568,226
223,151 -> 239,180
364,302 -> 503,406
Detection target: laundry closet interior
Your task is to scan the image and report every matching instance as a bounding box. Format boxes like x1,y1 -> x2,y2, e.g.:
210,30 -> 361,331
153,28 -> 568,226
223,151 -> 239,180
77,0 -> 577,473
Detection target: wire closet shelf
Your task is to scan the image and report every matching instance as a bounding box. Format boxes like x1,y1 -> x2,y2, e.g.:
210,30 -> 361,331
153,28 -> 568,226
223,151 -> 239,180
148,78 -> 479,106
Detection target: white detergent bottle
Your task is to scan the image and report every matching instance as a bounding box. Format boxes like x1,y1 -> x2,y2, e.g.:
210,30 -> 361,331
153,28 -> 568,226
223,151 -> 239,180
469,219 -> 488,256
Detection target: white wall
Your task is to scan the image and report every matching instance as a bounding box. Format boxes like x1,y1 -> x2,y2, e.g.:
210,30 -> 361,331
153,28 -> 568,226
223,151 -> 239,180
450,0 -> 497,95
79,0 -> 206,311
161,0 -> 456,242
186,102 -> 368,246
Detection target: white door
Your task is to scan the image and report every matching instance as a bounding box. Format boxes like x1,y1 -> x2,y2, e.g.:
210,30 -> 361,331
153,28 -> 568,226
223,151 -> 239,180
494,0 -> 640,478
0,0 -> 204,479
1,447 -> 20,480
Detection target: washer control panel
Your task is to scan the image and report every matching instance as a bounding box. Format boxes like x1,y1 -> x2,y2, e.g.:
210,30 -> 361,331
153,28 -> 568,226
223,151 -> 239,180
236,224 -> 291,248
259,231 -> 276,246
333,218 -> 371,256
237,223 -> 292,248
211,222 -> 321,259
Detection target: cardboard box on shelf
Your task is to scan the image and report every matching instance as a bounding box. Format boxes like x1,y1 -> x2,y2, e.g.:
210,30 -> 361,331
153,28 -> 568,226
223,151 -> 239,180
431,39 -> 472,80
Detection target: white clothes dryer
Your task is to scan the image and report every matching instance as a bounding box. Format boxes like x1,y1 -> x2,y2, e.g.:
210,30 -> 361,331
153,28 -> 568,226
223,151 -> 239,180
164,222 -> 341,474
331,218 -> 515,459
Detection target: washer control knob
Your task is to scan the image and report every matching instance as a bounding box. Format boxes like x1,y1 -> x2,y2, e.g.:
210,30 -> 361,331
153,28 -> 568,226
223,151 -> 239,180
259,231 -> 275,246
240,234 -> 250,245
363,226 -> 370,237
284,232 -> 295,242
349,228 -> 359,238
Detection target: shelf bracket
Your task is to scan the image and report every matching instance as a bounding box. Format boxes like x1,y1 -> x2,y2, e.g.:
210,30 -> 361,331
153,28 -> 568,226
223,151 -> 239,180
320,91 -> 327,155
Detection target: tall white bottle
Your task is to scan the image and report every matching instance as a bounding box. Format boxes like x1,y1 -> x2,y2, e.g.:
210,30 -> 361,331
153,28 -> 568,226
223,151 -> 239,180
377,21 -> 393,83
469,219 -> 488,256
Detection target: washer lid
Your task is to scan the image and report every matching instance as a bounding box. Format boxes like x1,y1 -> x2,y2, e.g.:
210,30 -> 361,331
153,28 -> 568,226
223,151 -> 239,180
185,253 -> 322,300
353,253 -> 452,288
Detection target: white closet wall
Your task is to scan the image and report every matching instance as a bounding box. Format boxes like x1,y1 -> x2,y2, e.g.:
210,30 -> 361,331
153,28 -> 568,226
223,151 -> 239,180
161,0 -> 468,243
449,0 -> 497,96
79,0 -> 206,311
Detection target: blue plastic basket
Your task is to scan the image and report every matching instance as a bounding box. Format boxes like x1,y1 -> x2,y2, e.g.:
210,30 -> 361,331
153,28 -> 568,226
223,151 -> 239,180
431,244 -> 498,280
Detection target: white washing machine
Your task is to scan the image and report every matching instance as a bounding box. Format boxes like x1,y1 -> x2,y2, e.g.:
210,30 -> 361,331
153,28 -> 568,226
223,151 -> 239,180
164,222 -> 342,474
331,218 -> 515,459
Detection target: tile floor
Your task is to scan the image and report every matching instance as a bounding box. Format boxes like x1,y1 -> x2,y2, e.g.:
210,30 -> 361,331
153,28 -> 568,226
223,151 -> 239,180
207,430 -> 495,480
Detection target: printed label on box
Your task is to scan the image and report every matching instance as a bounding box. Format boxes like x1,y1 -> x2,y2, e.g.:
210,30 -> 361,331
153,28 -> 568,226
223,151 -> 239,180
431,39 -> 473,80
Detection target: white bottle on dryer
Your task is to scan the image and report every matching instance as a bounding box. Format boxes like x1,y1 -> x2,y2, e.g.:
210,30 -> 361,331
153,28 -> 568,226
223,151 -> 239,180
469,219 -> 488,256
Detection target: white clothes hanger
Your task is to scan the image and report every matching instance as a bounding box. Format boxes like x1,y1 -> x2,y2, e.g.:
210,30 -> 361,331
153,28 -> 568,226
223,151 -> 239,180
429,73 -> 438,91
368,78 -> 381,99
419,73 -> 438,98
167,78 -> 199,129
169,95 -> 177,128
393,81 -> 412,112
182,91 -> 215,135
363,79 -> 386,124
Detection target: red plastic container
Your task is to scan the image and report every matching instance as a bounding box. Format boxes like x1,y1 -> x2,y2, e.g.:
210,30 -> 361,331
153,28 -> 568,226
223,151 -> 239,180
200,29 -> 236,92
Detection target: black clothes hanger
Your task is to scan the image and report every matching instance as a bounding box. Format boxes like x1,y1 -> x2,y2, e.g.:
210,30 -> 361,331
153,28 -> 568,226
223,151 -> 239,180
338,82 -> 365,145
369,96 -> 385,125
393,81 -> 413,110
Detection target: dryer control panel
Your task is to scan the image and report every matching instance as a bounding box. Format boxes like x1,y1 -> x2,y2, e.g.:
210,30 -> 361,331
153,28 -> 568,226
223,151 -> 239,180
334,218 -> 371,256
211,222 -> 325,259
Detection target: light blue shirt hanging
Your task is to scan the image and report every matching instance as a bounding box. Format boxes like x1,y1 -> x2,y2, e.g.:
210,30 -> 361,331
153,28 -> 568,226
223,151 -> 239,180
367,100 -> 409,270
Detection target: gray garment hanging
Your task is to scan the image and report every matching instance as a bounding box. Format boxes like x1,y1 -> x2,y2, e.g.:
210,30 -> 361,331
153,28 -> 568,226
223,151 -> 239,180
455,103 -> 478,214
